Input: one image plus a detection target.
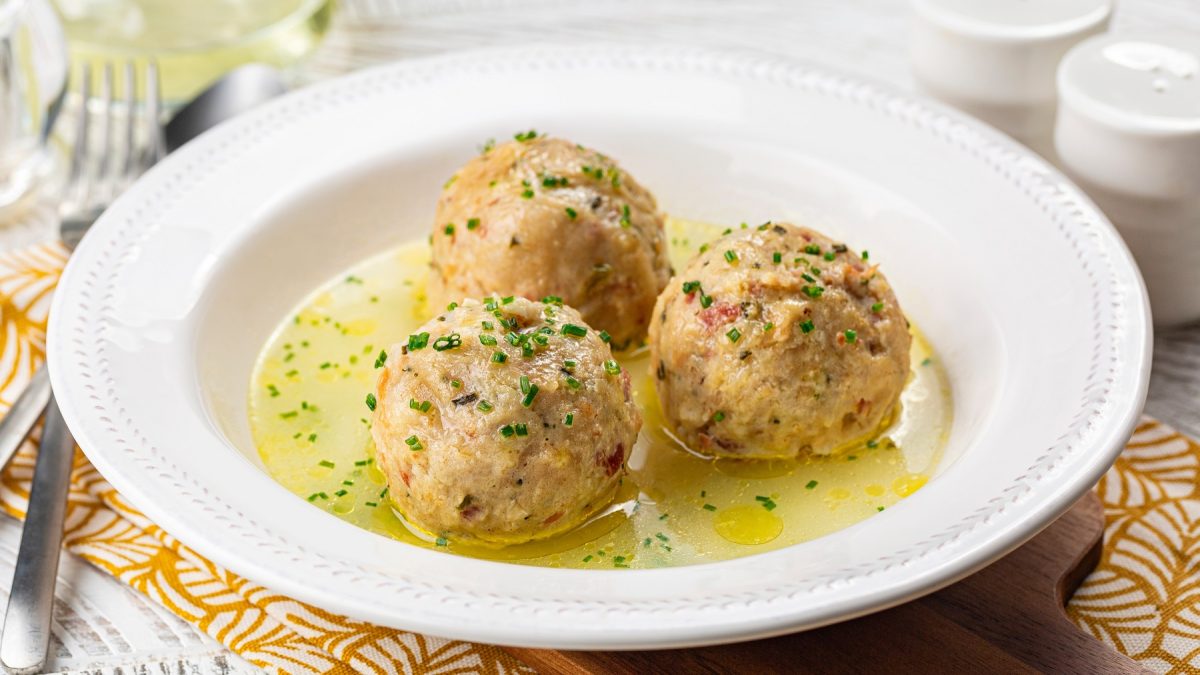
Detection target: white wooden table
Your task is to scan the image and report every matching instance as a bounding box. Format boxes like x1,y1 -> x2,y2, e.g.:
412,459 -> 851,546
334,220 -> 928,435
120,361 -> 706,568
5,1 -> 1197,671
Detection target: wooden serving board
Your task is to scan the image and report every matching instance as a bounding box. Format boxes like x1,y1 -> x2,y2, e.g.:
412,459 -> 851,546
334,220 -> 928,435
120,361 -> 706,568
505,493 -> 1147,674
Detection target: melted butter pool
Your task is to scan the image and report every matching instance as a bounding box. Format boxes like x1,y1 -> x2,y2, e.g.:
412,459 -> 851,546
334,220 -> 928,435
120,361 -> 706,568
249,218 -> 952,569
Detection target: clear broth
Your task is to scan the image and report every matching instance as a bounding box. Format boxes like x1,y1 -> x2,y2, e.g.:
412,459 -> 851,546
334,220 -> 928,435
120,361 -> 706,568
249,218 -> 952,569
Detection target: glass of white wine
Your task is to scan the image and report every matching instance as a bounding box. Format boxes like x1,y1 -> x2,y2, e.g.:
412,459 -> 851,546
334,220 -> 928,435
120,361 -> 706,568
0,0 -> 67,220
52,0 -> 335,105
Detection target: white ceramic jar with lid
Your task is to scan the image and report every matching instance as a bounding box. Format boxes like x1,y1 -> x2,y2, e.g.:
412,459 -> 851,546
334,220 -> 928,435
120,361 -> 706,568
910,0 -> 1112,157
1056,32 -> 1200,327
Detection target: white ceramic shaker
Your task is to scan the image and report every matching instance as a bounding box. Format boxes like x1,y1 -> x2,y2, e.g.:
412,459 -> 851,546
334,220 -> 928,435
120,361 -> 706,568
1056,33 -> 1200,327
910,0 -> 1112,158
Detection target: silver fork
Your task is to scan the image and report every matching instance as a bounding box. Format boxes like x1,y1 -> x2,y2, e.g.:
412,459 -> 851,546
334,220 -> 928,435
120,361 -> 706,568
0,60 -> 163,471
0,60 -> 162,675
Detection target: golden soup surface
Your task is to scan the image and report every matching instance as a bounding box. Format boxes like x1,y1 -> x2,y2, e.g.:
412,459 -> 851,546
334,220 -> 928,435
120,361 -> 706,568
249,218 -> 952,568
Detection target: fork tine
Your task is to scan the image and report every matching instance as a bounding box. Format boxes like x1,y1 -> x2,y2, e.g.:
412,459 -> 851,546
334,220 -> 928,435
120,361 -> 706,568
95,62 -> 115,206
119,61 -> 137,191
65,62 -> 91,210
145,60 -> 164,166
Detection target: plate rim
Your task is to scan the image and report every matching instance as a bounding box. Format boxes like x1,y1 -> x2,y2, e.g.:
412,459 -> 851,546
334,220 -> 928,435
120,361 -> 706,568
47,44 -> 1152,648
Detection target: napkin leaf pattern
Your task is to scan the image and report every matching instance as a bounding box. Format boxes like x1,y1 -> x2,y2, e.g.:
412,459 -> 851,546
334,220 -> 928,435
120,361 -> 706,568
1069,419 -> 1200,672
0,243 -> 534,675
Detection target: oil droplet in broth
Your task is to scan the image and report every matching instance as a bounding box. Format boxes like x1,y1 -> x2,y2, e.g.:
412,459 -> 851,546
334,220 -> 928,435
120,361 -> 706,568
893,474 -> 929,497
713,505 -> 784,545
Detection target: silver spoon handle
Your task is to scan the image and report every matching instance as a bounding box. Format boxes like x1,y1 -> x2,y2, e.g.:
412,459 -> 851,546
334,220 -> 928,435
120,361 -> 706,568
0,397 -> 74,675
0,368 -> 50,470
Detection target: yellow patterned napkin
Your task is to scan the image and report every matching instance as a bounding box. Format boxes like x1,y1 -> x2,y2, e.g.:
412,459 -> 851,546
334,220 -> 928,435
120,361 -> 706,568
0,243 -> 533,674
1068,419 -> 1200,672
0,242 -> 1195,673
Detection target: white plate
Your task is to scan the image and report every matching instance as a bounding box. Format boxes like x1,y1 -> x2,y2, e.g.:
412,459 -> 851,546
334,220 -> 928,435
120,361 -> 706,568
47,46 -> 1151,649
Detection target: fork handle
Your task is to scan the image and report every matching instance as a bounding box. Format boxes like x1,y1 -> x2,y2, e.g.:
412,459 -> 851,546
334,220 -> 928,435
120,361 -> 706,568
0,397 -> 74,675
0,367 -> 50,470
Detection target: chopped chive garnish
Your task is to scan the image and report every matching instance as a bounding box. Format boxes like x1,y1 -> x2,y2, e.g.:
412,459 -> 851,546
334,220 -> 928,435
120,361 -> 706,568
267,384 -> 280,397
451,379 -> 462,388
308,433 -> 318,442
763,322 -> 775,331
514,423 -> 528,436
921,357 -> 933,366
726,327 -> 741,343
844,329 -> 857,343
806,480 -> 819,489
712,411 -> 725,422
564,412 -> 574,426
318,460 -> 335,468
491,351 -> 507,364
724,250 -> 738,264
500,424 -> 515,438
703,504 -> 717,512
823,251 -> 835,261
432,333 -> 462,351
565,375 -> 582,389
375,350 -> 388,368
280,411 -> 298,419
467,217 -> 480,230
407,332 -> 430,350
477,399 -> 494,413
565,207 -> 577,219
620,204 -> 631,228
444,223 -> 455,236
334,489 -> 348,497
409,399 -> 433,413
805,244 -> 820,255
682,280 -> 701,294
514,129 -> 538,142
598,330 -> 612,343
479,334 -> 498,346
404,435 -> 423,450
365,501 -> 378,507
561,323 -> 588,338
871,302 -> 884,313
700,294 -> 714,309
603,360 -> 620,375
802,285 -> 824,298
521,383 -> 539,407
365,393 -> 377,411
800,320 -> 815,334
755,495 -> 778,511
772,252 -> 782,264
435,537 -> 449,546
862,250 -> 870,260
354,458 -> 373,466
